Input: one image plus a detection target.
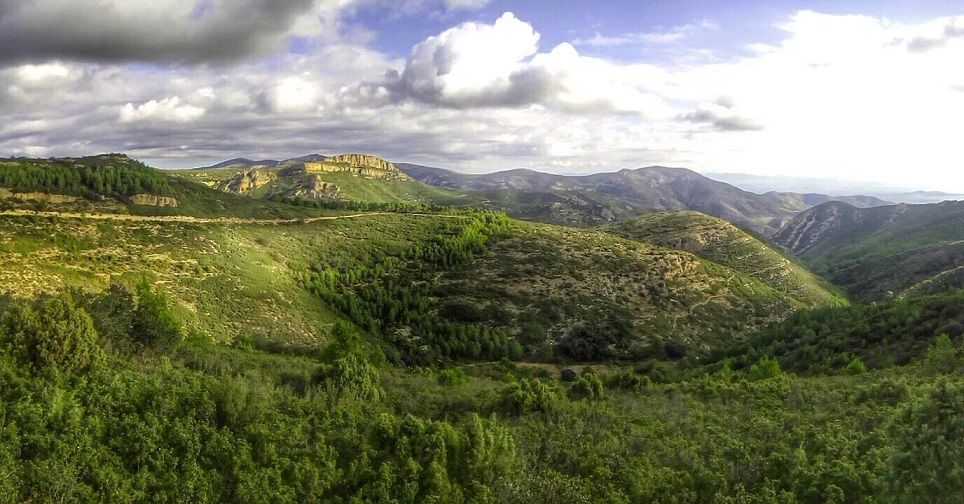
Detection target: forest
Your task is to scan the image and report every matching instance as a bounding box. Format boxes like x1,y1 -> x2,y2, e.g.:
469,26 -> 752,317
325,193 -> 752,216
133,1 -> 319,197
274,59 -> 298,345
0,157 -> 172,200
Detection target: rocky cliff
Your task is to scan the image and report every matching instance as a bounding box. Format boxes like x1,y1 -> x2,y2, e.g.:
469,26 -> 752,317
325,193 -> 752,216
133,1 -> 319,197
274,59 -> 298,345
130,194 -> 179,207
327,154 -> 395,171
0,188 -> 80,204
306,154 -> 409,180
219,170 -> 277,194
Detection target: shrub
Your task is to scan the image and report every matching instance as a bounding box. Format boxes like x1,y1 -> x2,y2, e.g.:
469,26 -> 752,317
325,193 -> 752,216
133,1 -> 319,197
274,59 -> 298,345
131,280 -> 181,348
923,334 -> 959,374
845,357 -> 866,375
498,378 -> 560,416
437,367 -> 468,386
748,356 -> 782,380
569,367 -> 604,401
0,293 -> 102,373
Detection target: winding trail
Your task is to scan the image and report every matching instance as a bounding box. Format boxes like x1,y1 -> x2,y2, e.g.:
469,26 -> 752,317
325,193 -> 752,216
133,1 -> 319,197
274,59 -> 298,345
0,209 -> 467,225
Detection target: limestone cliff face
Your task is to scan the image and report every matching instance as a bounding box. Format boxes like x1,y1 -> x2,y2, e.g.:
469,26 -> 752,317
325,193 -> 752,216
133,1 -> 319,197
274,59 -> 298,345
305,154 -> 409,180
219,170 -> 277,194
130,194 -> 179,207
0,188 -> 80,204
327,154 -> 394,171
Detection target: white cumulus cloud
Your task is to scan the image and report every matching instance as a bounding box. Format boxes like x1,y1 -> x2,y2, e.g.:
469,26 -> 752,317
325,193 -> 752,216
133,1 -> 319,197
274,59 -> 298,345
119,97 -> 206,123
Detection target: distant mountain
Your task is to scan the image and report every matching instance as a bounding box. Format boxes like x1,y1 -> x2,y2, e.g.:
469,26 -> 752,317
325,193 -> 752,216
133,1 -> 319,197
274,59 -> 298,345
773,200 -> 964,300
706,172 -> 963,204
181,154 -> 476,206
204,158 -> 281,169
399,163 -> 889,235
200,154 -> 329,170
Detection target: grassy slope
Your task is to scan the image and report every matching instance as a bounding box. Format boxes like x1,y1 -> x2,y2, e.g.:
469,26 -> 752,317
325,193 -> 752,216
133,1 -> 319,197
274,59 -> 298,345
0,210 -> 819,360
435,220 -> 810,358
605,211 -> 846,307
0,213 -> 460,346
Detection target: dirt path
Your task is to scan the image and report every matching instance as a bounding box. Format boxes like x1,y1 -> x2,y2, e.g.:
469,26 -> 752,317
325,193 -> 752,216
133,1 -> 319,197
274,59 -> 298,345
0,209 -> 466,225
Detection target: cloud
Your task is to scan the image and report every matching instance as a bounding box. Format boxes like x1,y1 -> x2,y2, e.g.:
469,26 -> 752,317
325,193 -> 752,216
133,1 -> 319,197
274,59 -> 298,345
0,0 -> 329,63
679,107 -> 763,132
907,19 -> 964,52
2,9 -> 964,191
572,20 -> 718,47
365,12 -> 668,114
119,97 -> 206,123
440,0 -> 490,10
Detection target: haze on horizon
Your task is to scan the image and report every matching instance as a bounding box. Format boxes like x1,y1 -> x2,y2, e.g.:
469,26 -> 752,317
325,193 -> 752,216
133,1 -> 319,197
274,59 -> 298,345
1,0 -> 963,192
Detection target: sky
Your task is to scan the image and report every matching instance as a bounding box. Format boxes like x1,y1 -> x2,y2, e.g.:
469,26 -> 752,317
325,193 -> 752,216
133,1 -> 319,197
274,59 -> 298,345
1,1 -> 963,191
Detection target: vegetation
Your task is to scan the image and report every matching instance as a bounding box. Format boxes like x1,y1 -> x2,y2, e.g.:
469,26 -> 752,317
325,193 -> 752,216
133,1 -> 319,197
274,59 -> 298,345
716,288 -> 964,374
306,212 -> 518,364
606,211 -> 846,307
774,200 -> 964,300
0,155 -> 962,501
0,155 -> 172,199
0,285 -> 959,502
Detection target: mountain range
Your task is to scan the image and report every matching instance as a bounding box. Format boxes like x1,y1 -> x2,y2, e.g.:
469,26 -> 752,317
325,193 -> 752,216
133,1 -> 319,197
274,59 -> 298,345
397,163 -> 889,235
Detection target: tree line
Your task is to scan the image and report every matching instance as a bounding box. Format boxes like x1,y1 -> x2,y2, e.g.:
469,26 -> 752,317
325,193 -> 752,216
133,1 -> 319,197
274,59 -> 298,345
0,158 -> 172,199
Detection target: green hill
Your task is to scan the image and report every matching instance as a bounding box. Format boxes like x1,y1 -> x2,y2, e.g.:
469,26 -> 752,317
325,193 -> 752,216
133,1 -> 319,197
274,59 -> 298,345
0,206 -> 819,362
774,200 -> 964,300
421,220 -> 832,361
605,211 -> 846,307
0,154 -> 334,219
177,154 -> 479,207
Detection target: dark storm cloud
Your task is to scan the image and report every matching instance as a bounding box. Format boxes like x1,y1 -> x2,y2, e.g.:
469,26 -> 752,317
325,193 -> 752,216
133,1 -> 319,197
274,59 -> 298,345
680,108 -> 763,132
0,0 -> 318,64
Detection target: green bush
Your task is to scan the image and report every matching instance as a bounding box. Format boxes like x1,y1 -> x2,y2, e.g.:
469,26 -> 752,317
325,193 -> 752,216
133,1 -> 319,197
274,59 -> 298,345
569,366 -> 604,400
0,293 -> 102,373
845,357 -> 866,375
748,356 -> 782,380
131,280 -> 181,348
499,378 -> 560,416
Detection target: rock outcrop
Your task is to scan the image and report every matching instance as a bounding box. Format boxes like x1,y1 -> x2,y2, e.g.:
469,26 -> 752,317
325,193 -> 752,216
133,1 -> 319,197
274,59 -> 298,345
0,188 -> 80,204
305,154 -> 409,180
129,194 -> 179,207
288,174 -> 340,199
219,170 -> 277,194
327,154 -> 394,171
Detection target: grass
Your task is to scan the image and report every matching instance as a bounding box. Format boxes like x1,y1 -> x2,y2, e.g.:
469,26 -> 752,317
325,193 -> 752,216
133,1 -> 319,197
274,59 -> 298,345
0,213 -> 460,346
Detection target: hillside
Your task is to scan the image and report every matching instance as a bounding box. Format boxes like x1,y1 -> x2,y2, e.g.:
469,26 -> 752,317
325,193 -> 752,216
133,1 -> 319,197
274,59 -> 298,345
399,163 -> 890,234
0,205 -> 836,363
422,220 -> 843,361
605,211 -> 845,307
773,200 -> 964,300
0,154 -> 334,219
179,154 -> 478,207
